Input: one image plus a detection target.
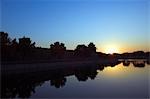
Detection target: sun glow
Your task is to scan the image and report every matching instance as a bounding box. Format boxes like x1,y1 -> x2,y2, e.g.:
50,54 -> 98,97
106,47 -> 119,54
103,44 -> 120,54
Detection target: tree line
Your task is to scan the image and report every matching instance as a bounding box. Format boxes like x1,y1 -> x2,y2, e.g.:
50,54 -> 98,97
0,32 -> 98,61
1,31 -> 149,63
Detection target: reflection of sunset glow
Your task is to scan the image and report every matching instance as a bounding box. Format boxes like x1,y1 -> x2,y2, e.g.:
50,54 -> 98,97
103,65 -> 122,75
97,63 -> 149,78
97,64 -> 127,77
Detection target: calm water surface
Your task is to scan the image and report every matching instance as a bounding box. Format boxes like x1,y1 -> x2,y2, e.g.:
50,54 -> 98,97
2,60 -> 150,98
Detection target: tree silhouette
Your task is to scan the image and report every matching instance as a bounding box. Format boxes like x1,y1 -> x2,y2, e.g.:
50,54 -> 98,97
0,32 -> 11,46
75,44 -> 88,57
50,42 -> 66,58
1,31 -> 149,63
9,38 -> 19,60
50,77 -> 66,88
18,37 -> 35,59
75,66 -> 98,81
75,43 -> 97,57
1,32 -> 11,60
88,42 -> 96,53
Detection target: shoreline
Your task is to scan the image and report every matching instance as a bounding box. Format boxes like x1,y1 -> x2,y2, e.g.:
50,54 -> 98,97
1,60 -> 100,75
1,58 -> 149,75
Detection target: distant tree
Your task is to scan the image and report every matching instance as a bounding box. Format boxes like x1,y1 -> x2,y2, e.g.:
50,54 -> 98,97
9,38 -> 19,59
30,42 -> 35,48
75,43 -> 97,57
0,32 -> 11,46
18,36 -> 36,48
18,36 -> 36,59
53,42 -> 59,47
0,32 -> 12,60
75,44 -> 88,57
88,42 -> 96,52
60,43 -> 66,50
75,45 -> 87,51
11,38 -> 17,44
11,38 -> 18,48
19,37 -> 31,48
50,42 -> 66,58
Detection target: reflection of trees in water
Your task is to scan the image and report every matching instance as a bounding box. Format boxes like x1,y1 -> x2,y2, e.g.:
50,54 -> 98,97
2,60 -> 146,98
98,66 -> 105,71
50,77 -> 67,88
1,64 -> 100,98
1,78 -> 44,98
75,66 -> 98,81
121,59 -> 147,67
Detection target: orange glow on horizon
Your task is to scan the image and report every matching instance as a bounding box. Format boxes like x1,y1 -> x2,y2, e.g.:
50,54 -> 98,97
100,44 -> 120,54
105,47 -> 119,54
96,43 -> 148,54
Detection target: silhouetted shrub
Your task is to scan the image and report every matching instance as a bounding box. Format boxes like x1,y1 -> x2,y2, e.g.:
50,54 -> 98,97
50,42 -> 66,58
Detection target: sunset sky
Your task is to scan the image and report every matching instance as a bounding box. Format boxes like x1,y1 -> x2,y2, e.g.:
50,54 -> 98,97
1,0 -> 149,53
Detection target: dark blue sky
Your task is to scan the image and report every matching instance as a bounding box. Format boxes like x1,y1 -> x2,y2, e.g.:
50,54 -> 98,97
1,0 -> 149,53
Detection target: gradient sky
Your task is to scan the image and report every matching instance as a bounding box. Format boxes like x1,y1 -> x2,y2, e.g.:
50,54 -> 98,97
1,0 -> 149,53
